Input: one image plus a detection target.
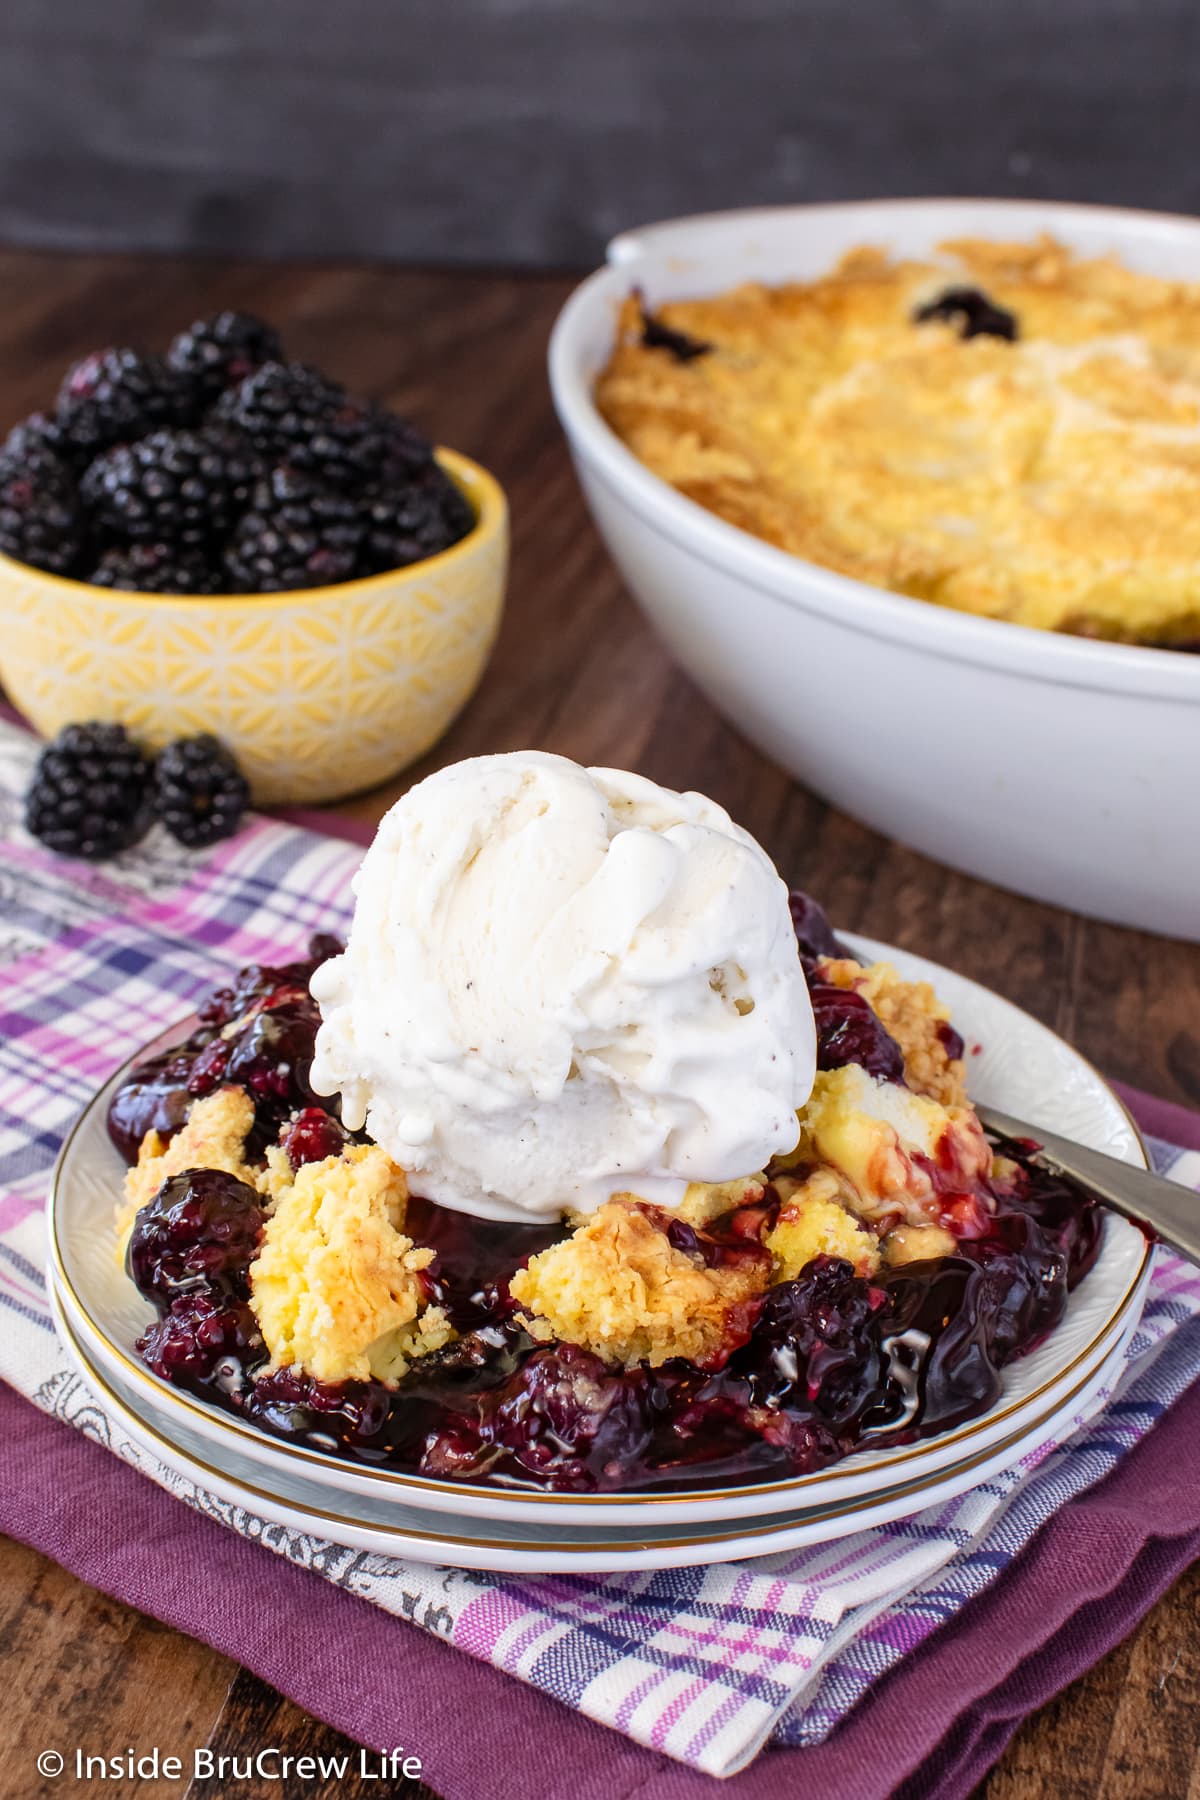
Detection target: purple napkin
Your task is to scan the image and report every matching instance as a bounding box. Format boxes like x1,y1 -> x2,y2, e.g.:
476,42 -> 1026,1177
4,1331 -> 1199,1800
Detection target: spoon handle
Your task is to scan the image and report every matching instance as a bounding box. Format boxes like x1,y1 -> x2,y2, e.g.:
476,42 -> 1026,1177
975,1102 -> 1200,1269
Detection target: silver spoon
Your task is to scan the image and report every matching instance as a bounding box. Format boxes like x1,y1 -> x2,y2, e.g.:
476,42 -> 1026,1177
975,1102 -> 1200,1267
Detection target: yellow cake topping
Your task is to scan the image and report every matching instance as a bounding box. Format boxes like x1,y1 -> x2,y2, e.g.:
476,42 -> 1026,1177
248,1144 -> 451,1385
766,1167 -> 881,1280
510,1198 -> 770,1369
785,1063 -> 990,1228
596,236 -> 1200,644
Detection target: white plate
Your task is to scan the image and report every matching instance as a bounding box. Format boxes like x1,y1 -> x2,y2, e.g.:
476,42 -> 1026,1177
53,1195 -> 1144,1533
47,935 -> 1151,1529
49,1274 -> 1140,1574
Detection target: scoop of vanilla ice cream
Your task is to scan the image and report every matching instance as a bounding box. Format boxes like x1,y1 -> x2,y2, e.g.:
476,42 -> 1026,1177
309,752 -> 815,1223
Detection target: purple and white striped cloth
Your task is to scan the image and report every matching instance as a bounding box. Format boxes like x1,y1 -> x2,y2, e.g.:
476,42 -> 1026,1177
2,718 -> 1198,1780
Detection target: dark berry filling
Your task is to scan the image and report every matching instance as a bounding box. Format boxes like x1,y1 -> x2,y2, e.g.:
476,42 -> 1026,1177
282,1106 -> 353,1169
788,889 -> 857,968
127,1166 -> 265,1304
637,295 -> 713,364
106,933 -> 342,1162
809,980 -> 906,1082
244,1367 -> 393,1453
128,1166 -> 266,1388
787,891 -> 907,1081
120,916 -> 1108,1493
913,287 -> 1019,342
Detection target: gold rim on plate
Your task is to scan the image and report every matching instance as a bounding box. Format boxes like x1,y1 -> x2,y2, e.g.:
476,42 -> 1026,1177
50,1280 -> 1136,1558
47,996 -> 1154,1512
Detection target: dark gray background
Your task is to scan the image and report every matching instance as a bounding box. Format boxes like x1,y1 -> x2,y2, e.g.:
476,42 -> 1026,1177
1,0 -> 1196,268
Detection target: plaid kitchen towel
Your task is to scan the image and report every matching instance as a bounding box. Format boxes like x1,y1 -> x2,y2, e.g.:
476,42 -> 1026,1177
1,716 -> 1199,1781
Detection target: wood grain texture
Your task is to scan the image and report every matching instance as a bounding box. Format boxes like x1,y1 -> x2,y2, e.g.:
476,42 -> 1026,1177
0,248 -> 1196,1799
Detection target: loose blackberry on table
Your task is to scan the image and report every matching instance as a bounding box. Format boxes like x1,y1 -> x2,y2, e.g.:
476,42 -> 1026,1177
24,721 -> 154,860
154,733 -> 250,848
25,718 -> 252,861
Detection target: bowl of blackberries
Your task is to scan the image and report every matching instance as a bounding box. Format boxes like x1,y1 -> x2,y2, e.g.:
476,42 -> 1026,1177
0,313 -> 508,804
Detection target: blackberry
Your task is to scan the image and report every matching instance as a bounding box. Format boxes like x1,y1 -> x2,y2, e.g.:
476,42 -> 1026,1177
3,411 -> 74,468
137,1289 -> 263,1384
377,411 -> 436,481
90,542 -> 224,595
127,1166 -> 265,1306
154,733 -> 250,847
56,347 -> 194,455
215,360 -> 344,459
80,426 -> 260,546
639,300 -> 713,363
194,423 -> 264,509
0,449 -> 84,575
291,399 -> 404,490
166,311 -> 284,406
215,361 -> 411,491
281,1107 -> 352,1169
913,287 -> 1019,342
224,464 -> 364,591
361,461 -> 474,573
25,721 -> 154,860
313,404 -> 438,493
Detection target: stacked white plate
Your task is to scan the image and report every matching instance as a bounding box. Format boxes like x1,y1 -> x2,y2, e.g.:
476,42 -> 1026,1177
47,938 -> 1153,1573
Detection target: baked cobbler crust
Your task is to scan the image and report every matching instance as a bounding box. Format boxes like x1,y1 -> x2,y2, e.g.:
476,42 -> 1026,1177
815,956 -> 967,1107
249,1145 -> 452,1385
510,1198 -> 769,1368
596,236 -> 1200,644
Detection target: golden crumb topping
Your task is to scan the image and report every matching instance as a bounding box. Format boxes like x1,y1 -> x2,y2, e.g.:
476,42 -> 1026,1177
788,1064 -> 990,1229
510,1199 -> 769,1369
249,1144 -> 451,1385
816,956 -> 967,1107
879,1221 -> 959,1267
675,1175 -> 767,1228
596,236 -> 1200,643
767,1167 -> 881,1279
115,1086 -> 258,1255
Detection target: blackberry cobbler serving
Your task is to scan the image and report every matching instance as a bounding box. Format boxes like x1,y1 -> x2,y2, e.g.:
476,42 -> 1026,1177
110,753 -> 1104,1493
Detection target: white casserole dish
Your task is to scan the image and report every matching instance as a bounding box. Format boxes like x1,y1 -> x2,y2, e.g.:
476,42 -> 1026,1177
548,199 -> 1200,941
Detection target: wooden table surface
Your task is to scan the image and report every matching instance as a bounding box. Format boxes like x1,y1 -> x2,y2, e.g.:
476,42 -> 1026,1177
2,249 -> 1198,1800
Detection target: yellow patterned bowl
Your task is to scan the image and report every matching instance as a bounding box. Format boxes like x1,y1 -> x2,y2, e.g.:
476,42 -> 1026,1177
0,449 -> 507,805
